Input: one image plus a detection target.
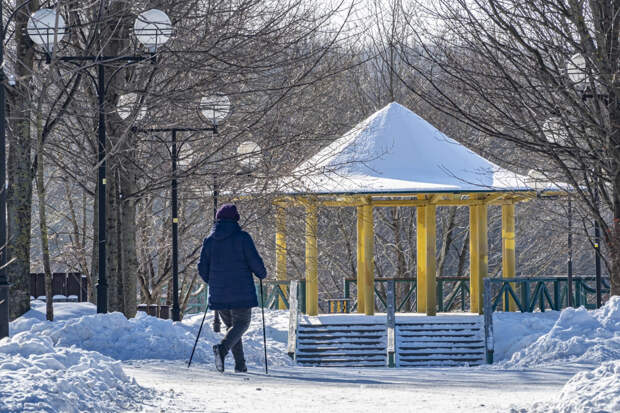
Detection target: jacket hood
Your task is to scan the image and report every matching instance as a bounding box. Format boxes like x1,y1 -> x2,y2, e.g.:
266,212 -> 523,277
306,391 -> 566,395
211,219 -> 241,240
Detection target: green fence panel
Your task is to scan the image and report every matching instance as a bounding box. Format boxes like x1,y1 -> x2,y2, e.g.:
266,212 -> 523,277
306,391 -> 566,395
487,276 -> 609,313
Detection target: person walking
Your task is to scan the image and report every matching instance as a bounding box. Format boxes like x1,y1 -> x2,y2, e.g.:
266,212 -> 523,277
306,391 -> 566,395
197,204 -> 267,373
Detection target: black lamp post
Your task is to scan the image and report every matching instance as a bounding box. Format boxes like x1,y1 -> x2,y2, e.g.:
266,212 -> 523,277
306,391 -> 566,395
564,54 -> 604,308
0,0 -> 9,339
130,94 -> 231,321
27,8 -> 173,314
567,198 -> 574,307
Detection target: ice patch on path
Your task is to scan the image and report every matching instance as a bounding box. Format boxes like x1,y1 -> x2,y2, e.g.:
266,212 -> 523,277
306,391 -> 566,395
526,361 -> 620,413
0,332 -> 155,412
503,297 -> 620,368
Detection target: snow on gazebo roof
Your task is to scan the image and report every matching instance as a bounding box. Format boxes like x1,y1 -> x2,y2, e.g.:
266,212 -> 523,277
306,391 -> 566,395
281,102 -> 535,195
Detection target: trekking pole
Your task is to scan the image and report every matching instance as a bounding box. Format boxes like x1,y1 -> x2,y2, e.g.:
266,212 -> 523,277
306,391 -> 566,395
259,278 -> 268,374
188,303 -> 209,368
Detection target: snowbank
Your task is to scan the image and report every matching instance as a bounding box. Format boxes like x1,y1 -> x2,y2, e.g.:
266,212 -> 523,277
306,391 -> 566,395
9,301 -> 96,336
528,360 -> 620,413
493,310 -> 560,361
0,332 -> 154,412
553,361 -> 620,412
503,296 -> 620,368
10,301 -> 293,369
3,302 -> 292,411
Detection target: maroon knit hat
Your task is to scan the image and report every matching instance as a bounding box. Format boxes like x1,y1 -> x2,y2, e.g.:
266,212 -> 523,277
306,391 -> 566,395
216,204 -> 240,221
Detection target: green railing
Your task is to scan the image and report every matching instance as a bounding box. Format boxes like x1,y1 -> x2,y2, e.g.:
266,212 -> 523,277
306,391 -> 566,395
343,277 -> 470,313
487,276 -> 610,312
344,276 -> 609,313
184,286 -> 209,315
184,276 -> 608,315
184,280 -> 307,314
256,280 -> 306,312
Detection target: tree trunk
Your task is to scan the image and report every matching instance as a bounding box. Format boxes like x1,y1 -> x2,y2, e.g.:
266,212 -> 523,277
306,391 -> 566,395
120,164 -> 138,318
35,120 -> 53,321
106,166 -> 121,312
91,177 -> 99,305
6,5 -> 37,320
392,207 -> 406,276
609,232 -> 620,296
437,207 -> 457,276
391,207 -> 409,308
64,180 -> 92,303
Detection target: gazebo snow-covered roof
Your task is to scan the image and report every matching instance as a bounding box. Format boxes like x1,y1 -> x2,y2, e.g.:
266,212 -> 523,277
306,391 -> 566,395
271,102 -> 562,318
283,102 -> 531,195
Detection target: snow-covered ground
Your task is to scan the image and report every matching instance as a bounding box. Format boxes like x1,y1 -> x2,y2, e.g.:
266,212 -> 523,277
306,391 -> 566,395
2,298 -> 619,412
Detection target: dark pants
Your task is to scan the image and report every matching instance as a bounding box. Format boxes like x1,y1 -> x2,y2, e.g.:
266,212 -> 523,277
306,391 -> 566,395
218,308 -> 252,365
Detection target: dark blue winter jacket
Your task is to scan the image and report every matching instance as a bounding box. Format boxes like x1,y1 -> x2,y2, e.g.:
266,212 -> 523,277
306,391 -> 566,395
197,219 -> 267,309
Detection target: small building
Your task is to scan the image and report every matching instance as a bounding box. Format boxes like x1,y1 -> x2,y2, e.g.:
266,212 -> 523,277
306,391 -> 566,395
274,102 -> 550,316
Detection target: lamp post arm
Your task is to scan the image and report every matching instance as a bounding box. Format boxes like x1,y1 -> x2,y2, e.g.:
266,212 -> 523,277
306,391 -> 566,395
132,127 -> 218,133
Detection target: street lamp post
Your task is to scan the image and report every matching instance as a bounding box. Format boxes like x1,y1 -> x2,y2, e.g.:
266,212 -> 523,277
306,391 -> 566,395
567,198 -> 574,307
27,8 -> 172,313
541,119 -> 575,307
129,94 -> 230,321
567,53 -> 604,308
0,0 -> 8,339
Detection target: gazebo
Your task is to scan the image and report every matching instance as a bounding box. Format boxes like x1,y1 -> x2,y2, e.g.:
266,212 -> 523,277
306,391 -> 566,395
273,102 -> 544,316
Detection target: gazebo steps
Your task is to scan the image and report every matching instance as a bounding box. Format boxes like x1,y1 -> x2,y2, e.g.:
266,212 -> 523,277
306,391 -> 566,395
296,322 -> 386,367
396,317 -> 486,367
293,315 -> 486,368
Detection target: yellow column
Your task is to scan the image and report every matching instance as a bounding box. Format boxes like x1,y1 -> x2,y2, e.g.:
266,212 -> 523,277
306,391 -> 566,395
363,200 -> 375,315
502,203 -> 517,311
417,205 -> 437,315
416,206 -> 427,313
356,206 -> 366,313
305,203 -> 319,316
276,205 -> 287,310
469,203 -> 488,314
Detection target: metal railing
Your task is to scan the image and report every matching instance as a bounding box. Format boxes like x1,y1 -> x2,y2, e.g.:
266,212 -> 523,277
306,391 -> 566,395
184,286 -> 209,315
344,276 -> 608,313
487,276 -> 610,312
256,280 -> 306,312
344,277 -> 470,312
184,280 -> 307,315
184,275 -> 609,315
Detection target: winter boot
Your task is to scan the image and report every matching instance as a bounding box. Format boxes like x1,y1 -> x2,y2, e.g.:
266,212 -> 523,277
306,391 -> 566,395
213,344 -> 225,373
234,361 -> 247,373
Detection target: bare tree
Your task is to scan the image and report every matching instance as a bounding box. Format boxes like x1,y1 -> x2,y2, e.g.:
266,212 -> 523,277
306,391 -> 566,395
394,0 -> 620,294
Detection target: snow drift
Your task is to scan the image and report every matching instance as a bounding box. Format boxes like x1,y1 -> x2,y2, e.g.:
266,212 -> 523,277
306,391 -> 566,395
503,296 -> 620,368
11,301 -> 293,369
528,360 -> 620,413
492,310 -> 560,361
0,332 -> 154,412
552,360 -> 620,412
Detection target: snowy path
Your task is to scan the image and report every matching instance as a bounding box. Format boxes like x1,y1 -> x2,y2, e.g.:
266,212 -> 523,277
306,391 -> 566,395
125,360 -> 589,412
